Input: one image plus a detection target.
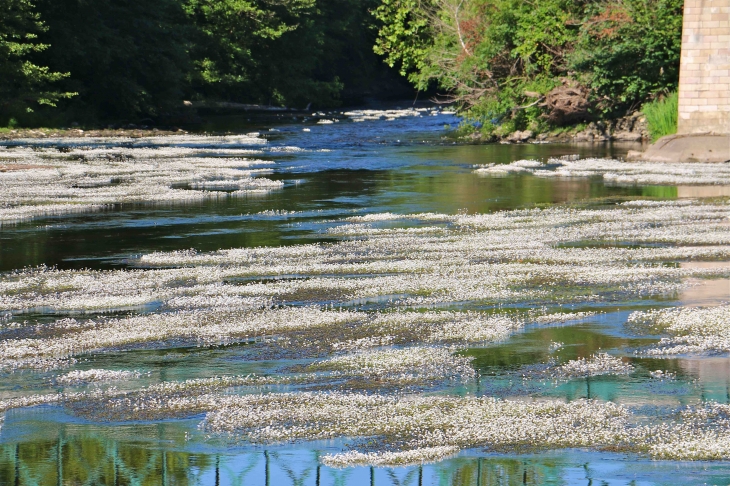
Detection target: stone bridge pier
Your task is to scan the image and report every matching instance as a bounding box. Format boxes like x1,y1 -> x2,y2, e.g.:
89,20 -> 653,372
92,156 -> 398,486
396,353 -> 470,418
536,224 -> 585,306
678,0 -> 730,134
635,0 -> 730,162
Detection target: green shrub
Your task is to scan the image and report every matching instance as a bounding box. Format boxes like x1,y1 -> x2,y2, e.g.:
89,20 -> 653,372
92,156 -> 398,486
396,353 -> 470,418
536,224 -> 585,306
642,92 -> 678,142
374,0 -> 683,130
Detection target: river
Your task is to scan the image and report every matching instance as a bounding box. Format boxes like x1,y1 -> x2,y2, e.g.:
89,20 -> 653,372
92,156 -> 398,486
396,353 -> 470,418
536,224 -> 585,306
1,107 -> 730,485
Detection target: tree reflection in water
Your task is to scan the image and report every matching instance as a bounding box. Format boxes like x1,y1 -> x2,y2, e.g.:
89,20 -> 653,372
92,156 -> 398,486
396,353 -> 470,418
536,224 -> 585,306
0,429 -> 560,486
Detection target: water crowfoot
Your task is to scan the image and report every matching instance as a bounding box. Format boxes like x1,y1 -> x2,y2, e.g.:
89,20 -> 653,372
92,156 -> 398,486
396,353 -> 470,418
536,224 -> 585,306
552,353 -> 634,378
304,347 -> 476,384
0,136 -> 280,224
320,446 -> 460,467
198,392 -> 730,463
56,369 -> 145,385
629,305 -> 730,355
475,158 -> 730,186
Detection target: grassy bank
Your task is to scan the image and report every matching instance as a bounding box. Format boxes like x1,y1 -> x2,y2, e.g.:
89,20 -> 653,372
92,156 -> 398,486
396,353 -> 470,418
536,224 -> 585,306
642,92 -> 679,142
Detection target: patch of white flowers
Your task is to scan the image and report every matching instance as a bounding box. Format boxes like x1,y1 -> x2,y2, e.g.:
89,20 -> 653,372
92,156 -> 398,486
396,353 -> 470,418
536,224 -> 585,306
343,108 -> 443,123
306,347 -> 475,383
202,392 -> 632,448
321,446 -> 460,467
549,341 -> 564,352
4,374 -> 730,463
475,157 -> 730,186
629,305 -> 730,355
551,353 -> 634,378
649,370 -> 676,380
0,307 -> 361,370
56,369 -> 144,385
196,392 -> 730,462
0,135 -> 281,224
3,204 -> 730,315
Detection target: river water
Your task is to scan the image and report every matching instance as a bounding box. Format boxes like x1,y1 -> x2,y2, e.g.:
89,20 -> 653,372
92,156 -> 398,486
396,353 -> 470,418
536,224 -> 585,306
1,108 -> 730,485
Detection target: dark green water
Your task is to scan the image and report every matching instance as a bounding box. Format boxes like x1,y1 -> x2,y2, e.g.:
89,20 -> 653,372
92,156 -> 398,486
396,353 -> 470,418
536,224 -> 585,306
2,112 -> 730,485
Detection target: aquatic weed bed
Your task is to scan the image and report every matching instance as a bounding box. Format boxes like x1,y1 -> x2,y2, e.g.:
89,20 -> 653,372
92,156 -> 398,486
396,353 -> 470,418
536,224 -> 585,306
2,133 -> 730,474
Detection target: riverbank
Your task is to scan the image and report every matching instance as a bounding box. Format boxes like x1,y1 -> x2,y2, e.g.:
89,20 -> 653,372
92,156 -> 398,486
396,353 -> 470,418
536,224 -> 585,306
0,105 -> 650,146
459,112 -> 650,145
0,104 -> 445,140
0,126 -> 187,140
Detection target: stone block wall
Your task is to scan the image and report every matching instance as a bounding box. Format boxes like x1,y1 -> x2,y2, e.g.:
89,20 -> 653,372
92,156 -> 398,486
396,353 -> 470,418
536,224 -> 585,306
678,0 -> 730,134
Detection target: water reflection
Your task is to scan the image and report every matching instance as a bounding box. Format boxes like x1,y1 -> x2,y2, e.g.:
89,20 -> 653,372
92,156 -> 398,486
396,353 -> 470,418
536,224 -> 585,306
467,320 -> 730,406
676,185 -> 730,198
0,129 -> 646,272
5,429 -> 730,485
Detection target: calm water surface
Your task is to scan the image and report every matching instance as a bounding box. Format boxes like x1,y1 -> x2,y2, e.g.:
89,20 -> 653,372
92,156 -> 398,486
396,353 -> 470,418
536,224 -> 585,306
1,112 -> 729,485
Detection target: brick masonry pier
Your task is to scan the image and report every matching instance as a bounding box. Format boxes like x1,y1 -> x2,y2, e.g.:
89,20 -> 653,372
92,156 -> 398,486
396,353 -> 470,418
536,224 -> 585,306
630,0 -> 730,162
678,0 -> 730,134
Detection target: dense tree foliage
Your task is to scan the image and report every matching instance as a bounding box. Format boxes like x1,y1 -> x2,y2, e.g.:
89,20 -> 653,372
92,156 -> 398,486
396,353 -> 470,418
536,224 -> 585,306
184,0 -> 319,105
572,0 -> 683,115
0,0 -> 74,123
374,0 -> 683,133
0,0 -> 684,127
33,0 -> 190,121
0,0 -> 403,124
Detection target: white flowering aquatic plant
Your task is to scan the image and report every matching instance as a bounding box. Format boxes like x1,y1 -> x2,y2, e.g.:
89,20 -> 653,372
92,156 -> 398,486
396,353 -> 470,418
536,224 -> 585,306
1,157 -> 730,467
56,369 -> 145,385
0,135 -> 281,224
629,305 -> 730,355
475,157 -> 730,186
304,347 -> 476,384
552,353 -> 634,378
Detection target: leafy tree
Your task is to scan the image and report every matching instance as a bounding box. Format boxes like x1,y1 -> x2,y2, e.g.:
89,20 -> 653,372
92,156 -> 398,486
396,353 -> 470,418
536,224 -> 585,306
374,0 -> 579,130
186,0 -> 390,108
184,0 -> 314,104
373,0 -> 684,130
33,0 -> 190,121
571,0 -> 683,115
372,0 -> 435,85
0,0 -> 73,123
3,0 -> 409,123
263,0 -> 387,106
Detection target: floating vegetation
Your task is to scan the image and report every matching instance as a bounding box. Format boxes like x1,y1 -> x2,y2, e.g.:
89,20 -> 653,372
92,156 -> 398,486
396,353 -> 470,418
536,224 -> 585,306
4,203 -> 729,315
475,157 -> 730,186
2,164 -> 730,467
304,347 -> 475,384
551,353 -> 634,378
321,446 -> 460,467
549,341 -> 564,352
343,108 -> 438,123
0,307 -> 362,370
516,353 -> 634,380
202,392 -> 632,449
56,369 -> 144,385
9,384 -> 730,462
0,135 -> 280,224
196,392 -> 730,461
0,307 -> 528,372
629,305 -> 730,355
649,370 -> 677,380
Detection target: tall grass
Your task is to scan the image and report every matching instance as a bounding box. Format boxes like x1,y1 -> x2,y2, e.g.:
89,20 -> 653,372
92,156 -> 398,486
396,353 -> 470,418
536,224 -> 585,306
642,92 -> 678,142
